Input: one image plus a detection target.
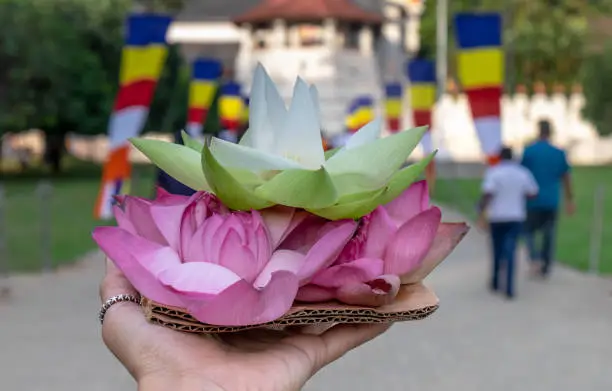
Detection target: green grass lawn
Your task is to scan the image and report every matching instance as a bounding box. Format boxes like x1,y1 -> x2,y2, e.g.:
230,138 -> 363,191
433,166 -> 612,274
1,158 -> 156,272
3,157 -> 610,275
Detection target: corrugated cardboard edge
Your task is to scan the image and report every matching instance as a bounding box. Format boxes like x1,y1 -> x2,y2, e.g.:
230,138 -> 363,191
141,283 -> 439,334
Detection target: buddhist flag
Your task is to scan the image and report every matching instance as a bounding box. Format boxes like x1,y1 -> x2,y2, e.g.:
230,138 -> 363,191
407,59 -> 436,154
186,58 -> 222,138
241,96 -> 250,127
385,83 -> 403,133
345,96 -> 374,133
219,81 -> 244,143
455,13 -> 504,165
407,59 -> 437,192
94,14 -> 172,219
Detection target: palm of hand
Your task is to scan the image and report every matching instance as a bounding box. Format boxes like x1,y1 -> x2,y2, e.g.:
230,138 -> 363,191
101,260 -> 389,391
130,321 -> 326,391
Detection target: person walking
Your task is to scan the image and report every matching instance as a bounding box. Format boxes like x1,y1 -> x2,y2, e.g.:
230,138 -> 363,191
521,120 -> 575,278
477,147 -> 539,299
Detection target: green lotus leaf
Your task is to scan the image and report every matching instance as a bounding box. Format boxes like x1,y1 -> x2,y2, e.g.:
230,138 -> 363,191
201,144 -> 273,210
181,130 -> 204,152
308,188 -> 385,220
376,151 -> 436,205
324,126 -> 428,196
254,167 -> 338,209
130,138 -> 211,192
309,152 -> 436,220
324,147 -> 340,160
380,150 -> 438,205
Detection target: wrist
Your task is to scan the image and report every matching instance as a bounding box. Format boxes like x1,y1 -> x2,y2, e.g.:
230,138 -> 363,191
138,374 -> 224,391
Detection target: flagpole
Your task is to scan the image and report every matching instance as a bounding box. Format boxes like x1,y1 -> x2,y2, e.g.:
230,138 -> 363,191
504,1 -> 514,94
429,0 -> 448,194
435,0 -> 448,100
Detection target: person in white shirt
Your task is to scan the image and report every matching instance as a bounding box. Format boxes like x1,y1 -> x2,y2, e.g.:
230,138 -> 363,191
477,147 -> 539,299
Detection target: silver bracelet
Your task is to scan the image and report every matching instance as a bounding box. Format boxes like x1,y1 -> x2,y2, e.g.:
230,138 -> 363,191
99,294 -> 141,325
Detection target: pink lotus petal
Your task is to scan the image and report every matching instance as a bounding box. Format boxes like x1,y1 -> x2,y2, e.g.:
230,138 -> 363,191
217,228 -> 259,282
261,206 -> 309,249
113,205 -> 137,235
197,215 -> 226,263
401,222 -> 470,284
310,258 -> 384,288
249,211 -> 272,273
383,206 -> 442,275
92,227 -> 183,307
149,193 -> 198,250
278,215 -> 328,253
384,180 -> 430,226
298,220 -> 357,283
156,190 -> 192,205
181,270 -> 299,326
157,262 -> 242,300
336,274 -> 401,307
155,187 -> 172,199
183,215 -> 222,263
113,195 -> 126,205
254,249 -> 305,287
296,284 -> 336,302
362,207 -> 396,260
124,197 -> 167,245
179,196 -> 211,256
215,216 -> 247,255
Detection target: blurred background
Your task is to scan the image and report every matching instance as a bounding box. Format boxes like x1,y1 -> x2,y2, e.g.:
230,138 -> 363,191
0,0 -> 611,390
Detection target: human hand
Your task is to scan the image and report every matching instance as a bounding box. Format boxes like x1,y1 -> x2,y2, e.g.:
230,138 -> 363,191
565,201 -> 576,216
100,260 -> 391,391
476,213 -> 488,232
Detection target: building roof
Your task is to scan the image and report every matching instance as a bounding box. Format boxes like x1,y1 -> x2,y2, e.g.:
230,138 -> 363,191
175,0 -> 383,23
175,0 -> 262,22
233,0 -> 384,24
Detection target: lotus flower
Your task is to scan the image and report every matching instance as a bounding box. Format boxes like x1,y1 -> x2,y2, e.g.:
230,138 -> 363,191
296,181 -> 470,306
131,64 -> 435,220
92,189 -> 357,326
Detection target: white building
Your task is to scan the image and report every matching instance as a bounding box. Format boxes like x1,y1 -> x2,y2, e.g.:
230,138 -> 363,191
162,0 -> 610,164
168,0 -> 422,136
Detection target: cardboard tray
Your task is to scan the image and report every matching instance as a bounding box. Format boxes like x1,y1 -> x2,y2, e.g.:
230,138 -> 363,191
141,282 -> 439,334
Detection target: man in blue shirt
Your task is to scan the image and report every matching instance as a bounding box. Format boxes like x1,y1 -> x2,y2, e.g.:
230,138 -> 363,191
521,120 -> 575,277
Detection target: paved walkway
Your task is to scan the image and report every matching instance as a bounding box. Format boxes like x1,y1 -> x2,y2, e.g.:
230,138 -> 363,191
1,209 -> 611,391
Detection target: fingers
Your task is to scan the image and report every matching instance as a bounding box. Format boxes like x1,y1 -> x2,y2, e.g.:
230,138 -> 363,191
99,258 -> 149,378
100,258 -> 138,302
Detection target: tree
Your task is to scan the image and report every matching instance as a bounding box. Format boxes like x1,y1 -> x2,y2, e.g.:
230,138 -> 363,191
419,0 -> 612,89
0,0 -> 187,172
581,42 -> 612,136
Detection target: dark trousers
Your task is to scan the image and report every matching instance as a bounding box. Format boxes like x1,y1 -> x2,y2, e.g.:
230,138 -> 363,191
489,221 -> 523,297
524,209 -> 558,275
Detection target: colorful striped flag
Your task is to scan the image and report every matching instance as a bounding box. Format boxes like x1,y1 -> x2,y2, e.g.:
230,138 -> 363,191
385,83 -> 403,133
345,96 -> 374,133
455,13 -> 504,165
241,95 -> 250,127
186,58 -> 222,138
407,59 -> 436,153
94,14 -> 172,219
218,81 -> 244,143
407,59 -> 437,193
